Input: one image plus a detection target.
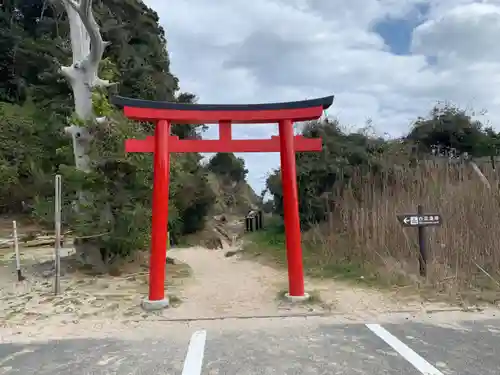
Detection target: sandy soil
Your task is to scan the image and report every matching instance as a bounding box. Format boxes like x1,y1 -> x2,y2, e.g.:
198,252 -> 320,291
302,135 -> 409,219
0,234 -> 495,342
166,246 -> 298,318
0,244 -> 191,326
0,242 -> 460,323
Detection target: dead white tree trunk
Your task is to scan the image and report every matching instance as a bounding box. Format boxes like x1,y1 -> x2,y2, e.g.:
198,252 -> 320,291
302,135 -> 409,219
59,0 -> 114,268
60,0 -> 111,170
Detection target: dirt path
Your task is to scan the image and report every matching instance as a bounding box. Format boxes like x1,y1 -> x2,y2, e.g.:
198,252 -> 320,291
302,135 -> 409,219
165,246 -> 453,320
167,246 -> 290,318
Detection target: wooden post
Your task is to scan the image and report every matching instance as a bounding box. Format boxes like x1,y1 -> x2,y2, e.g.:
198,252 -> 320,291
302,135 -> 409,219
54,174 -> 62,295
13,221 -> 24,282
417,205 -> 427,277
397,208 -> 442,278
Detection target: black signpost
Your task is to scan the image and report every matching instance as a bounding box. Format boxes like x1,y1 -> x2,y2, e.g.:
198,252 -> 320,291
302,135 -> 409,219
397,205 -> 442,277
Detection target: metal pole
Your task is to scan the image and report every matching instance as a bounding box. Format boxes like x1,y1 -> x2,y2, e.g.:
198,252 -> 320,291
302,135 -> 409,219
13,220 -> 24,281
417,204 -> 427,277
54,174 -> 62,295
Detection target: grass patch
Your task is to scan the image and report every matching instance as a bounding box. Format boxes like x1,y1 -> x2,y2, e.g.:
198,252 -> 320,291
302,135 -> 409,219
168,294 -> 183,307
243,216 -> 391,287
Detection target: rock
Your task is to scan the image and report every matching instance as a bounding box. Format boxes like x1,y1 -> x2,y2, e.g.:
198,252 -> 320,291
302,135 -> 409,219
91,300 -> 104,308
106,302 -> 120,311
224,250 -> 238,258
42,270 -> 54,278
166,257 -> 177,265
205,237 -> 223,250
122,309 -> 137,317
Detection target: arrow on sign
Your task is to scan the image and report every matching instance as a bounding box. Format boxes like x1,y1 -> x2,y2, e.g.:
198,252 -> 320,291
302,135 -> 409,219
397,214 -> 442,227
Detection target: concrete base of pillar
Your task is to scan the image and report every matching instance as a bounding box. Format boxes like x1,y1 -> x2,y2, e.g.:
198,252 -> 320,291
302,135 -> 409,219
141,297 -> 169,311
284,292 -> 310,302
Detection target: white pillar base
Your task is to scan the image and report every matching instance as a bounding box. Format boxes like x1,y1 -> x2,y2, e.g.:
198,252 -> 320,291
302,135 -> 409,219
141,297 -> 169,311
285,292 -> 310,302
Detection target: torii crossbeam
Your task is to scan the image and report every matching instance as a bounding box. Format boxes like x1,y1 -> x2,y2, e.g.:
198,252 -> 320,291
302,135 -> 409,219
111,95 -> 334,310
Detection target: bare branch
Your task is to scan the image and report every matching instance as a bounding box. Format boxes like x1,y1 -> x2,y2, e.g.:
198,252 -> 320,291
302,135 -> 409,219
96,117 -> 107,125
60,0 -> 109,73
79,0 -> 91,11
469,161 -> 491,189
64,124 -> 79,136
61,0 -> 79,13
60,65 -> 75,80
474,261 -> 500,288
78,0 -> 107,69
93,77 -> 117,88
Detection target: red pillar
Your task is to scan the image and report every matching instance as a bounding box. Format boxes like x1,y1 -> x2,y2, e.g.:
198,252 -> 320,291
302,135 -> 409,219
278,119 -> 305,297
149,120 -> 170,301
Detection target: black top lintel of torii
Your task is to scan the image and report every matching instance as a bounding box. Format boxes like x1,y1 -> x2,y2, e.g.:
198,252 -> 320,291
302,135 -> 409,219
110,95 -> 334,112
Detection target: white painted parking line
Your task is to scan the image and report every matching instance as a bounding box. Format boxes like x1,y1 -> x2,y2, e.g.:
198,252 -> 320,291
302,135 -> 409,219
181,330 -> 207,375
366,324 -> 444,375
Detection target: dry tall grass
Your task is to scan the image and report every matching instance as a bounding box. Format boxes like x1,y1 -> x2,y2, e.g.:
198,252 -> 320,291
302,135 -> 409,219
305,160 -> 500,302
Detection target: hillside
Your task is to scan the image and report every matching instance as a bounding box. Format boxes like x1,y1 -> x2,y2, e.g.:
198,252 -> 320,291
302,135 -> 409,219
207,172 -> 260,216
173,158 -> 260,249
0,0 -> 259,271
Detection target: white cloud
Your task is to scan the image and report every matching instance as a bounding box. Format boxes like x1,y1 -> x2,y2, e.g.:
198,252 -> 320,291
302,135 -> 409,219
412,3 -> 500,64
143,0 -> 500,193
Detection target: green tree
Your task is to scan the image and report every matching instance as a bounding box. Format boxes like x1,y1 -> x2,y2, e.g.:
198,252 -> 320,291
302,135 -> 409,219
208,153 -> 248,183
0,0 -> 215,270
0,101 -> 72,213
267,119 -> 386,225
407,103 -> 494,158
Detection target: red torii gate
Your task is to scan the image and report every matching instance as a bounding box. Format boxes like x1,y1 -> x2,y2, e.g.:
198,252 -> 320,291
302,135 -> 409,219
111,95 -> 334,310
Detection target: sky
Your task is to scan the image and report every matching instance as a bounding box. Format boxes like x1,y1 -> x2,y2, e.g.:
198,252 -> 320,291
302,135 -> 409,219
143,0 -> 500,194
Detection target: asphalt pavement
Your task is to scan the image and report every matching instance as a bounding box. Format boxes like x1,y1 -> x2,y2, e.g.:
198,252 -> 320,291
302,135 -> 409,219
0,317 -> 499,374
